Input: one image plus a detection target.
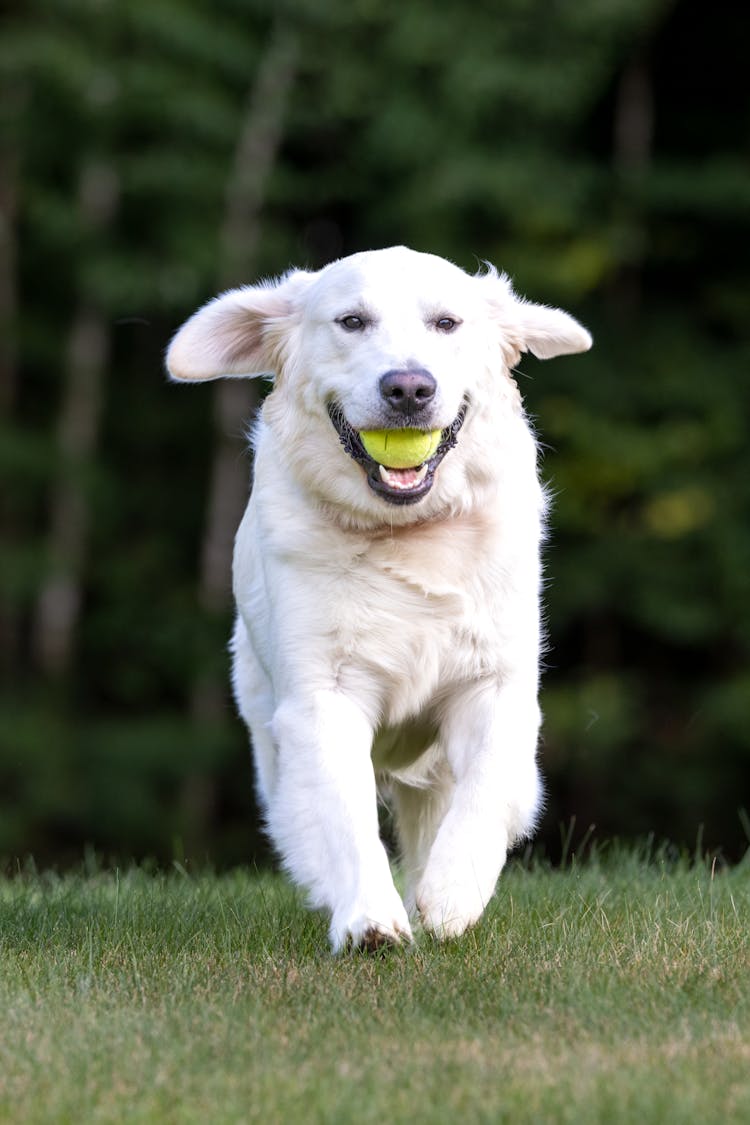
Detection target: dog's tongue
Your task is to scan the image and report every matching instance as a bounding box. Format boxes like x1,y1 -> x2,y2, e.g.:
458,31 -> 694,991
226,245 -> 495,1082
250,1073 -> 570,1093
379,464 -> 428,491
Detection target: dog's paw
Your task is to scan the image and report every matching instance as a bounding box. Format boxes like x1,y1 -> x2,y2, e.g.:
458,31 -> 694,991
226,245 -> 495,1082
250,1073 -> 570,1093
415,828 -> 507,939
329,894 -> 413,953
415,878 -> 489,940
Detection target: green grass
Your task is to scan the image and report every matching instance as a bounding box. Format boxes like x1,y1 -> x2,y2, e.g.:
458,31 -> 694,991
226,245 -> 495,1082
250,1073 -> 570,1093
1,850 -> 749,1124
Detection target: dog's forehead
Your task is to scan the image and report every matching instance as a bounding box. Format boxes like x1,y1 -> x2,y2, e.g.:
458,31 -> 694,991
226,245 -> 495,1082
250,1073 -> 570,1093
306,248 -> 475,317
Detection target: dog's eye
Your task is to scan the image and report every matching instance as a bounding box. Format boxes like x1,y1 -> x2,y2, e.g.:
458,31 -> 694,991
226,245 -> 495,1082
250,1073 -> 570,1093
337,315 -> 367,332
434,316 -> 460,333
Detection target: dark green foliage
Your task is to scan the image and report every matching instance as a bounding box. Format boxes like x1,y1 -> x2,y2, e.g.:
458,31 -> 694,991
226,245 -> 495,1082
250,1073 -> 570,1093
1,0 -> 748,866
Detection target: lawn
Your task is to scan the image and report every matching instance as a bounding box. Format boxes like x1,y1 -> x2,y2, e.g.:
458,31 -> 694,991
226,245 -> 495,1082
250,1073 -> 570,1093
1,849 -> 748,1124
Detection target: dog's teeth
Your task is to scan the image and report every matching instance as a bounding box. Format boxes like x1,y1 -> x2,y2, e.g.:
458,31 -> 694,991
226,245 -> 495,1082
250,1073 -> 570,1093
379,464 -> 429,490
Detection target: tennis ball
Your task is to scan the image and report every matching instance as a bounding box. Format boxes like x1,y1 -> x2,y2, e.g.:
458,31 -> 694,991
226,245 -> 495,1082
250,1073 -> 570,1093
359,428 -> 442,468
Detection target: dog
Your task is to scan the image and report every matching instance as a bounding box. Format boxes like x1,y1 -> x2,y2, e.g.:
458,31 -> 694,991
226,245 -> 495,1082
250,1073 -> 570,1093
167,246 -> 591,951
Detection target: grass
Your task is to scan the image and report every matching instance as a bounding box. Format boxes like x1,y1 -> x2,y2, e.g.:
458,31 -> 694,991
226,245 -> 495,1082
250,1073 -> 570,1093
1,848 -> 749,1124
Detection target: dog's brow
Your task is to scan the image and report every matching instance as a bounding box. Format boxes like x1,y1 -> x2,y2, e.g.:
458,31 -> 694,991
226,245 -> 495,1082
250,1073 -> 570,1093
422,301 -> 461,322
334,302 -> 377,324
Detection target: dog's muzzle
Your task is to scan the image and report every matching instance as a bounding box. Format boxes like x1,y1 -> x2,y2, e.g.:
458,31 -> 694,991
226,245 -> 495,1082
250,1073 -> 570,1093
327,402 -> 468,505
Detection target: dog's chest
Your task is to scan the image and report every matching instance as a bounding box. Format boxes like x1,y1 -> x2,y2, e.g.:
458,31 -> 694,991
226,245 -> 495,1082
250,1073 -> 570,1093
327,522 -> 514,725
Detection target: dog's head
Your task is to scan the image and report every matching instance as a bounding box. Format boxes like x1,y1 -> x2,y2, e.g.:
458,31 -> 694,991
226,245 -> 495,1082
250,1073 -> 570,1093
167,246 -> 591,526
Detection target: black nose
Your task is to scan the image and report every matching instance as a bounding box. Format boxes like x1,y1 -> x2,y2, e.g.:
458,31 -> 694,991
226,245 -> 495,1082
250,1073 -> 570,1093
379,368 -> 437,416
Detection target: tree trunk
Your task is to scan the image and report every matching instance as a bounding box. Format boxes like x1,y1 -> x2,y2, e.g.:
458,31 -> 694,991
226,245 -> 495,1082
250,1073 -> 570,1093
611,56 -> 654,317
183,26 -> 299,848
0,108 -> 20,675
614,57 -> 653,177
196,26 -> 299,620
0,127 -> 18,417
32,161 -> 118,678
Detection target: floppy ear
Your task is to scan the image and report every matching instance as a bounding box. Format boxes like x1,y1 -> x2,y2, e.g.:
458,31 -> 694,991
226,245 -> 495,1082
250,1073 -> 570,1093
477,266 -> 592,361
166,269 -> 315,382
513,298 -> 593,359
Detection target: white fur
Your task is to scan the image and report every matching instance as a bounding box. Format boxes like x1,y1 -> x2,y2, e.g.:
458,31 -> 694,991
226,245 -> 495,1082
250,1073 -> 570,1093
167,246 -> 591,951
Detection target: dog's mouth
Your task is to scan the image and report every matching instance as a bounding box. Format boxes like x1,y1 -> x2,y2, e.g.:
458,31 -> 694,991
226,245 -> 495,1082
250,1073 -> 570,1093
327,402 -> 468,505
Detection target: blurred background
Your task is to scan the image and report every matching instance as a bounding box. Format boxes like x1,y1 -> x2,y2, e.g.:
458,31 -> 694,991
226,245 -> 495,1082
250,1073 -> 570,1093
1,0 -> 748,870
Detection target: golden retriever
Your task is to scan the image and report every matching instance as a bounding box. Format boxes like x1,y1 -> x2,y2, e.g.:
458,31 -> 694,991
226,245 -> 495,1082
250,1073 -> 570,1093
167,246 -> 592,950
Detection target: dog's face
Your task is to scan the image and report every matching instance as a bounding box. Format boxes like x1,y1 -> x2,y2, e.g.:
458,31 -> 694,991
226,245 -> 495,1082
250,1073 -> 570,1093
291,250 -> 494,508
167,246 -> 591,524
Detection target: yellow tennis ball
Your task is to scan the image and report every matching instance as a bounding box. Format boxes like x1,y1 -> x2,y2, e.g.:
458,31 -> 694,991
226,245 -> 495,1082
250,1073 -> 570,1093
359,428 -> 442,468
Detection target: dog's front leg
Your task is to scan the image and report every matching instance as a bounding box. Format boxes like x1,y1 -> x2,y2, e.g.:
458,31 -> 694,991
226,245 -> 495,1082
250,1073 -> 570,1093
268,689 -> 412,952
416,678 -> 542,938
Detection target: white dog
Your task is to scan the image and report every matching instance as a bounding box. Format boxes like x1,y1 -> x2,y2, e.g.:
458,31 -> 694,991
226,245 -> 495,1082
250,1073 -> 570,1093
167,246 -> 591,951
